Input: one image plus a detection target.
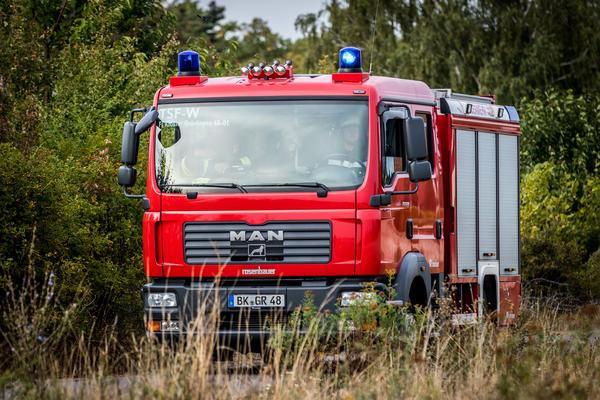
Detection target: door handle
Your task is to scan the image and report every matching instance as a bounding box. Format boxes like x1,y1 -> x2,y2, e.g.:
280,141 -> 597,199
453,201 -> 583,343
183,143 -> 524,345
406,218 -> 413,239
435,219 -> 442,239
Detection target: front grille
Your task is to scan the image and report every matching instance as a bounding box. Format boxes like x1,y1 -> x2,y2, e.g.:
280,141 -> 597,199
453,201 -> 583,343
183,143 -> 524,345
183,222 -> 331,264
219,312 -> 289,331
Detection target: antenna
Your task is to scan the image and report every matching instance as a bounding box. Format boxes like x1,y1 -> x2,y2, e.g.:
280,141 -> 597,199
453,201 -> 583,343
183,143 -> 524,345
368,0 -> 381,74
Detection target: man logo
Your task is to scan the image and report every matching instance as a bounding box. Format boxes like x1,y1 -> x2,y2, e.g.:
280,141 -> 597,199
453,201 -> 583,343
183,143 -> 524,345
248,244 -> 266,257
229,230 -> 284,242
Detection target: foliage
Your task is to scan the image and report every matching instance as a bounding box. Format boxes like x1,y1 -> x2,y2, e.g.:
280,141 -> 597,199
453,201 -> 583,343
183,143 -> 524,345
2,275 -> 600,399
292,0 -> 600,103
520,90 -> 600,175
233,18 -> 292,66
520,91 -> 600,299
271,286 -> 419,361
167,0 -> 228,46
0,0 -> 181,337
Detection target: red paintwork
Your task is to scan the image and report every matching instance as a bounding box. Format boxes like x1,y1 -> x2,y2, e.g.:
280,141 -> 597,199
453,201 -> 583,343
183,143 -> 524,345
499,279 -> 521,324
332,72 -> 370,83
140,72 -> 521,321
169,75 -> 208,86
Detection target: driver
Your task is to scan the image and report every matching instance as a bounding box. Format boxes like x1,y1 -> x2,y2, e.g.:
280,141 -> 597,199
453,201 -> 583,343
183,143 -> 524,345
180,126 -> 252,183
180,127 -> 229,183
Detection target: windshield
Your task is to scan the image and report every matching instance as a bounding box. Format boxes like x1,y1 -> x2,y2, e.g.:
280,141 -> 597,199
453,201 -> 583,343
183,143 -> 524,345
155,99 -> 369,192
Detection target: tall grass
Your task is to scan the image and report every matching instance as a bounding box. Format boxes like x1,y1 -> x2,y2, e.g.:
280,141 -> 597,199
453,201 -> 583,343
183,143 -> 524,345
1,272 -> 599,399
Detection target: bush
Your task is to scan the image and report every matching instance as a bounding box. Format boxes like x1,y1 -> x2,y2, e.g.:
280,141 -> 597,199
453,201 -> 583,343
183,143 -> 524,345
520,90 -> 600,300
0,140 -> 146,335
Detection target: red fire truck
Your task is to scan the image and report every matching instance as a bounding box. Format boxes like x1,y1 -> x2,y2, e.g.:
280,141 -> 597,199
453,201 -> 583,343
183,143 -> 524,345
118,47 -> 521,338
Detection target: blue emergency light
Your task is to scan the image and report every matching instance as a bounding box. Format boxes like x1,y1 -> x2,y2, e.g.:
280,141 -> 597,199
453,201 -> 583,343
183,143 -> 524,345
338,47 -> 362,73
177,50 -> 200,76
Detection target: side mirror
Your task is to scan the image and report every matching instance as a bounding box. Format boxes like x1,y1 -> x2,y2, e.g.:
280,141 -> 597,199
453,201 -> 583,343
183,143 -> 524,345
408,160 -> 432,183
121,121 -> 139,165
118,107 -> 155,201
118,165 -> 137,187
403,117 -> 432,182
403,118 -> 428,162
135,107 -> 159,135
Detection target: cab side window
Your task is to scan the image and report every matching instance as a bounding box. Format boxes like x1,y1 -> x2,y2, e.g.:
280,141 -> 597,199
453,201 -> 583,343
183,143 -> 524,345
381,118 -> 405,187
415,112 -> 434,172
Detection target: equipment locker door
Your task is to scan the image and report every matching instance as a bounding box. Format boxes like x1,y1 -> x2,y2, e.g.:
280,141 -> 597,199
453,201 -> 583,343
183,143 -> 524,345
498,134 -> 519,275
456,129 -> 477,276
477,131 -> 497,261
456,130 -> 499,275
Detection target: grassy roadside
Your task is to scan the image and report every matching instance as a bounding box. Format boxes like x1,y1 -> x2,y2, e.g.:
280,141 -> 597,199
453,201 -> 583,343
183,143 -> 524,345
1,276 -> 599,399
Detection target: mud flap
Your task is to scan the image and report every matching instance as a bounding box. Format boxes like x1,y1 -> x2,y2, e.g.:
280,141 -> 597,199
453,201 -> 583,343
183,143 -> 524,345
394,252 -> 431,305
478,261 -> 499,317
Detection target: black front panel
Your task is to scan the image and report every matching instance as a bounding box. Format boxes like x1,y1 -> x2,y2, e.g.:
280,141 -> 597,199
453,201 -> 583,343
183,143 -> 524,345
183,222 -> 332,264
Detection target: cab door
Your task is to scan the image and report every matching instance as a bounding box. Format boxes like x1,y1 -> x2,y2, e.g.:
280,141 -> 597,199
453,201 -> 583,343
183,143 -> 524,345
412,110 -> 444,274
379,106 -> 412,273
378,105 -> 443,276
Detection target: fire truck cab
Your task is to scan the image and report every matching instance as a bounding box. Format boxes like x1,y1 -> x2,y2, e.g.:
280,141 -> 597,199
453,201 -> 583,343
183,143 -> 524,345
118,47 -> 521,338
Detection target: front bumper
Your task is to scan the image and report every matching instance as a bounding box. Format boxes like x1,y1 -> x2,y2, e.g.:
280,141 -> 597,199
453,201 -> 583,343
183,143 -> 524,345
142,277 -> 388,341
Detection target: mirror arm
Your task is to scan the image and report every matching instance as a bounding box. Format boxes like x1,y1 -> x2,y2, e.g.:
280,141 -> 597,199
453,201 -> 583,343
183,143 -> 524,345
370,182 -> 419,207
122,186 -> 145,199
129,107 -> 147,122
122,187 -> 150,210
388,181 -> 419,196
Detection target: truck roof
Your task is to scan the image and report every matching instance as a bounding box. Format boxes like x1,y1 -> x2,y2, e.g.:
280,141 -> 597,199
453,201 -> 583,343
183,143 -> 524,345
158,74 -> 435,105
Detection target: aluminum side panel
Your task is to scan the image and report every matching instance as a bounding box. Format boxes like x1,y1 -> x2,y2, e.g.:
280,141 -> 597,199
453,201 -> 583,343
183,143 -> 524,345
477,132 -> 497,259
498,135 -> 519,275
456,130 -> 477,276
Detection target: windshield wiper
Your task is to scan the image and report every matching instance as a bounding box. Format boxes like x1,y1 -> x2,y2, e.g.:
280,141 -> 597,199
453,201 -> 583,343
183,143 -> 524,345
170,183 -> 248,195
243,182 -> 330,198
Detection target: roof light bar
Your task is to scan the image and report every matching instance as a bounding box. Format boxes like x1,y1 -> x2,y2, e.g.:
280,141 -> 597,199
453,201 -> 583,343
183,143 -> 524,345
241,59 -> 293,80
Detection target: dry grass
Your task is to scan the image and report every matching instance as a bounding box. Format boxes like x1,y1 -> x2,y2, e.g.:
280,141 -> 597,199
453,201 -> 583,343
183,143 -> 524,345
1,275 -> 599,399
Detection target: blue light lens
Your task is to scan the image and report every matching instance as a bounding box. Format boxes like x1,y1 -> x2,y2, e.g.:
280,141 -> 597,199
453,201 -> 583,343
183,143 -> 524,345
339,47 -> 362,70
177,50 -> 200,75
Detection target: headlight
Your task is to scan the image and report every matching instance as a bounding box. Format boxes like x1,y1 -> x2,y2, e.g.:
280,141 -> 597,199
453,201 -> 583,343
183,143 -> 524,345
147,292 -> 177,307
340,291 -> 377,307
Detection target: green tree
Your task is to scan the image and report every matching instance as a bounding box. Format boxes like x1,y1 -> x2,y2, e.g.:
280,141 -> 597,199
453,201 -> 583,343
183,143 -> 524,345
291,0 -> 600,103
0,0 -> 181,337
167,0 -> 232,46
234,18 -> 291,66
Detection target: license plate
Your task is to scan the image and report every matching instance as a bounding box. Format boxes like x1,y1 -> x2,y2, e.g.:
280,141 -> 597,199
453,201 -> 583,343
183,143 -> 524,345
228,294 -> 285,308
